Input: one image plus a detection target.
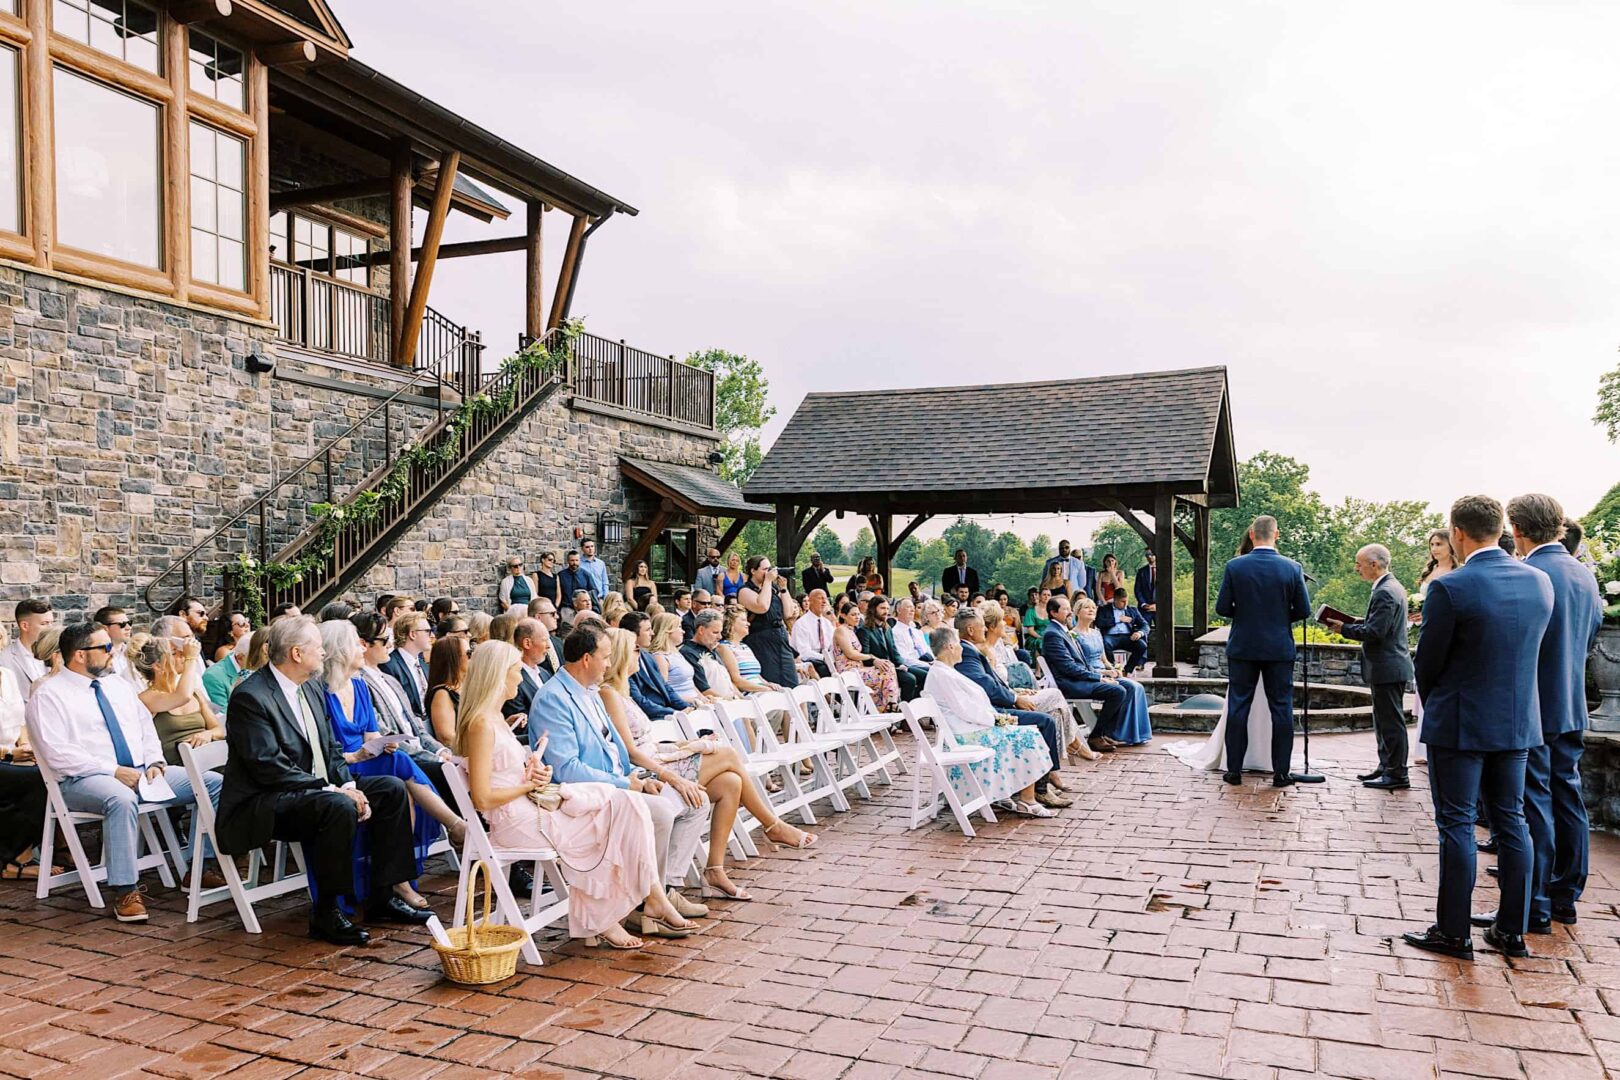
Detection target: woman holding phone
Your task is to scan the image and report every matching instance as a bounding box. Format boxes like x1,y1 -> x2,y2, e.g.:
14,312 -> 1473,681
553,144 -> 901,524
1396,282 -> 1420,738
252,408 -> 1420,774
737,555 -> 800,687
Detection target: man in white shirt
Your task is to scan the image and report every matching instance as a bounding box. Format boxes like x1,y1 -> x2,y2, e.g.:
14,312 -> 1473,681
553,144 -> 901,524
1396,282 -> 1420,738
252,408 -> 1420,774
1,598 -> 52,698
28,622 -> 223,922
382,611 -> 432,721
789,590 -> 837,679
94,606 -> 142,691
892,597 -> 935,676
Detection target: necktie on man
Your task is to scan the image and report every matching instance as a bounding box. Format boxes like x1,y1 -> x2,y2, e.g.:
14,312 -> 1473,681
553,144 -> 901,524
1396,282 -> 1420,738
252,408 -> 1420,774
92,679 -> 135,768
296,690 -> 329,781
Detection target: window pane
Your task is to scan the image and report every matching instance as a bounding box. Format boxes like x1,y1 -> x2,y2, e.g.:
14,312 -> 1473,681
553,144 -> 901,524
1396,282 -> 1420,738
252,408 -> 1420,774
190,227 -> 215,282
190,123 -> 214,180
57,0 -> 161,73
217,185 -> 241,241
217,239 -> 242,289
188,121 -> 245,290
269,210 -> 287,260
217,138 -> 241,189
0,48 -> 18,234
189,175 -> 215,230
54,67 -> 161,266
187,30 -> 246,112
53,0 -> 88,44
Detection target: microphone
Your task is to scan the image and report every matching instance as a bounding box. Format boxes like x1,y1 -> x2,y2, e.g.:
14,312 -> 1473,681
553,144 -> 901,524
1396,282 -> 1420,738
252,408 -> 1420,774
1301,569 -> 1318,584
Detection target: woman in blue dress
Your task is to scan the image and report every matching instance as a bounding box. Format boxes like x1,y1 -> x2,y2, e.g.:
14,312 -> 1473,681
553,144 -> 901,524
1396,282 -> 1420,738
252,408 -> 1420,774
320,620 -> 466,909
1072,597 -> 1153,745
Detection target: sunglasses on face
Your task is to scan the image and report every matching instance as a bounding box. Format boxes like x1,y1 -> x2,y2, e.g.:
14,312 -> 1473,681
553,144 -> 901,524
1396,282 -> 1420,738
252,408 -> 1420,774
79,643 -> 115,655
102,620 -> 130,629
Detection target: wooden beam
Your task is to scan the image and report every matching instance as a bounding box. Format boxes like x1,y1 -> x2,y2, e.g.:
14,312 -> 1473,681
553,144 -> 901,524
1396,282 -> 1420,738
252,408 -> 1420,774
1099,497 -> 1156,546
524,200 -> 544,340
258,39 -> 318,67
1175,523 -> 1196,554
354,233 -> 529,268
872,514 -> 894,595
24,0 -> 50,268
623,504 -> 673,584
250,55 -> 270,318
1152,493 -> 1177,677
795,507 -> 832,552
162,15 -> 189,301
775,503 -> 799,586
891,513 -> 933,551
394,149 -> 459,369
546,213 -> 587,331
388,139 -> 412,353
714,517 -> 747,554
168,0 -> 231,22
1192,504 -> 1210,637
270,176 -> 391,210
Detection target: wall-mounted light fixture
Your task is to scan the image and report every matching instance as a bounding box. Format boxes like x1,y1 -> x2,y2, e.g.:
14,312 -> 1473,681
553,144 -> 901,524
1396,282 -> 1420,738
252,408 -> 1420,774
598,513 -> 628,545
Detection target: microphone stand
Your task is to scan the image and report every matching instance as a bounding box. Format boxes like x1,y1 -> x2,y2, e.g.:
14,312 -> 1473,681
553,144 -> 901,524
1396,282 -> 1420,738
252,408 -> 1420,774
1294,564 -> 1325,783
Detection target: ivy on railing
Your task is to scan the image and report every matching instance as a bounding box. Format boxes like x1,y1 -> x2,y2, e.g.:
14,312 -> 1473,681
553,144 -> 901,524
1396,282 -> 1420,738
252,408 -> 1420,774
225,323 -> 580,623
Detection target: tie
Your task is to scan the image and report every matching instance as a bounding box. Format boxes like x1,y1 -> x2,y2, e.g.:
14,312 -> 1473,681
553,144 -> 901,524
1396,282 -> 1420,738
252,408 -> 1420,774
818,620 -> 827,652
92,679 -> 135,768
296,690 -> 329,782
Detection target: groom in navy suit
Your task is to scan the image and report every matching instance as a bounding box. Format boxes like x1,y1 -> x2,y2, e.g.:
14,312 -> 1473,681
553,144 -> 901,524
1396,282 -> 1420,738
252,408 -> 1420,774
1213,515 -> 1311,787
1404,495 -> 1553,961
1500,494 -> 1601,932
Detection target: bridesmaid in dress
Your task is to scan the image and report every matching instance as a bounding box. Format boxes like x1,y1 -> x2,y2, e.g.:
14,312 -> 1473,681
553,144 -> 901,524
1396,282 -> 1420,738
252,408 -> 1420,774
1410,529 -> 1460,768
454,640 -> 685,949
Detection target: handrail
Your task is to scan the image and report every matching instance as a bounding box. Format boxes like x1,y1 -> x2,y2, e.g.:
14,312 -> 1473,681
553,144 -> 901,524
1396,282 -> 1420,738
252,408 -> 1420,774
140,332 -> 476,612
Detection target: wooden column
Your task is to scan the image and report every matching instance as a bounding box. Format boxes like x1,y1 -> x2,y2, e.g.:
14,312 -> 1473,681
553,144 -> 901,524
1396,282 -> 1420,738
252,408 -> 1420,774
871,514 -> 894,595
388,140 -> 413,361
395,149 -> 459,370
775,502 -> 800,587
546,213 -> 587,331
1192,504 -> 1211,637
524,199 -> 544,340
249,56 -> 270,319
25,0 -> 52,268
163,18 -> 190,300
1152,493 -> 1177,677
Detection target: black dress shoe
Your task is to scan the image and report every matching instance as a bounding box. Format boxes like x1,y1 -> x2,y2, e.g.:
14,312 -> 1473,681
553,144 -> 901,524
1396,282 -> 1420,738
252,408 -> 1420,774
1477,837 -> 1500,855
1356,768 -> 1384,781
509,864 -> 534,898
368,895 -> 434,925
309,907 -> 370,946
1470,910 -> 1552,934
1222,771 -> 1242,786
1551,906 -> 1578,925
1272,773 -> 1296,788
1402,925 -> 1473,960
1363,775 -> 1410,791
1483,925 -> 1529,958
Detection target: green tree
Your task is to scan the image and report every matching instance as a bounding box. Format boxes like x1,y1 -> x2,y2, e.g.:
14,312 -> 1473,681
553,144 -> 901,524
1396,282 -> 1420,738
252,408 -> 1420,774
913,538 -> 953,592
849,527 -> 876,562
685,348 -> 775,484
893,534 -> 923,568
1028,533 -> 1053,561
941,518 -> 998,578
992,548 -> 1045,597
1090,519 -> 1148,581
810,524 -> 846,566
1583,482 -> 1620,537
734,518 -> 775,561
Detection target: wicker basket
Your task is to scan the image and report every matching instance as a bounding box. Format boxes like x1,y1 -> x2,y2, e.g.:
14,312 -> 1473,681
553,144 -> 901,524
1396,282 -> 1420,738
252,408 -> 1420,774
431,860 -> 528,985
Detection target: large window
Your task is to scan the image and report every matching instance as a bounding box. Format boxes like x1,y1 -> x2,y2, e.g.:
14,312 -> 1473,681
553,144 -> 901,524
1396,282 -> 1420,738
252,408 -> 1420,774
53,0 -> 160,73
276,210 -> 370,288
187,30 -> 242,111
0,47 -> 18,235
189,121 -> 244,290
332,226 -> 368,286
53,66 -> 160,266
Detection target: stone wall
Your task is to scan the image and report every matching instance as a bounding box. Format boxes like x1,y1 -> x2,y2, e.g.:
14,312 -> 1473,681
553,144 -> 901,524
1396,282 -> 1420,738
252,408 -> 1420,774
1196,626 -> 1371,688
1582,732 -> 1620,832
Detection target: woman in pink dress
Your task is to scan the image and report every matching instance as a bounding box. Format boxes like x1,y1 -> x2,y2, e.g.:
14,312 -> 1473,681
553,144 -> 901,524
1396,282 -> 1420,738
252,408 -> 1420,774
830,596 -> 899,712
454,640 -> 687,949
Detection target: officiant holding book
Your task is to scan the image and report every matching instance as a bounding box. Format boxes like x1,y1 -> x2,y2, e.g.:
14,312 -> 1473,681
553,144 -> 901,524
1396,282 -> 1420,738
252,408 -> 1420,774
1324,544 -> 1414,791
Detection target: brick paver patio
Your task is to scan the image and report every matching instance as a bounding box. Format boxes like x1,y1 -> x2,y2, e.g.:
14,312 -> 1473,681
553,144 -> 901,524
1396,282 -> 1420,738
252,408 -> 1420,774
2,730 -> 1618,1079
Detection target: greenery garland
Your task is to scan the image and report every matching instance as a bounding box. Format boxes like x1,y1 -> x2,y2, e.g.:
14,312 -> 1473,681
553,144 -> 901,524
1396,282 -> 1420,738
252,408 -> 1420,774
224,324 -> 580,623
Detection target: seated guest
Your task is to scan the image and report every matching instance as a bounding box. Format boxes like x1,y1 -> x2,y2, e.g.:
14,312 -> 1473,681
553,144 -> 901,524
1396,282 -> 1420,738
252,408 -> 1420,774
999,606 -> 1036,669
31,629 -> 62,678
528,624 -> 705,939
381,595 -> 414,625
831,598 -> 899,712
600,593 -> 630,630
467,612 -> 492,647
919,599 -> 945,632
317,601 -> 354,624
858,597 -> 921,701
352,614 -> 452,790
502,618 -> 553,725
923,627 -> 1054,818
269,601 -> 301,622
1043,596 -> 1129,752
1097,589 -> 1150,673
2,598 -> 52,698
625,612 -> 698,716
1070,597 -> 1153,746
941,596 -> 960,624
430,598 -> 459,624
201,610 -> 251,665
500,555 -> 537,612
436,613 -> 470,641
382,611 -> 433,721
527,599 -> 566,677
320,619 -> 465,910
716,606 -> 780,695
954,609 -> 1072,807
1023,588 -> 1053,653
454,640 -> 666,949
892,597 -> 935,672
95,606 -> 140,691
789,589 -> 836,679
624,559 -> 658,611
985,603 -> 1095,764
133,635 -> 224,765
1135,553 -> 1158,627
218,616 -> 430,944
0,623 -> 48,880
30,622 -> 226,921
426,636 -> 469,746
201,630 -> 252,714
682,590 -> 710,643
566,590 -> 595,628
907,579 -> 928,606
649,613 -> 705,708
488,611 -> 521,645
601,628 -> 812,901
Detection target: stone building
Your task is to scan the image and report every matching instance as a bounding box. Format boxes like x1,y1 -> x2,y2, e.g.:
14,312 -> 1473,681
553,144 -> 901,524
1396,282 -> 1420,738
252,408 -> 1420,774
0,0 -> 751,622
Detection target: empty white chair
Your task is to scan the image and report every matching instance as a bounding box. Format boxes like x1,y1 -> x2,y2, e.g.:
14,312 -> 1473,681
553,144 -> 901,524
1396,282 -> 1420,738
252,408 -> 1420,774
179,739 -> 312,932
817,675 -> 904,783
787,683 -> 874,804
443,757 -> 570,966
712,694 -> 850,827
900,697 -> 997,837
836,670 -> 909,776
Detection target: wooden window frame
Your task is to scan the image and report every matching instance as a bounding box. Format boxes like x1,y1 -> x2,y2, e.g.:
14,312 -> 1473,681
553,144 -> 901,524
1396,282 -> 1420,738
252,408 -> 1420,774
273,207 -> 375,292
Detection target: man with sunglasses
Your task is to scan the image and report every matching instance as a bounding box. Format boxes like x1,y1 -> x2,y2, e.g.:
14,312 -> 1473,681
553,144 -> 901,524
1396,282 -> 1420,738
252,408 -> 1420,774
526,599 -> 565,677
29,623 -> 224,922
94,606 -> 140,690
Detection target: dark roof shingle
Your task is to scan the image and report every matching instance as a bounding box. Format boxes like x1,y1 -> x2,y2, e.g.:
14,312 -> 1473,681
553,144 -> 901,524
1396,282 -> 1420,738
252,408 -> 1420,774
620,458 -> 772,519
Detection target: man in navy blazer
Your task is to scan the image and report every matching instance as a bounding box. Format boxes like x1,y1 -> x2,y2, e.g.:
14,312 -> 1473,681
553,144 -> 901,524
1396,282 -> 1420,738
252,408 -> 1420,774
1403,495 -> 1553,962
1096,590 -> 1150,673
380,610 -> 432,722
621,612 -> 695,719
1507,495 -> 1602,930
954,609 -> 1068,807
1042,595 -> 1128,749
1214,516 -> 1311,786
1134,554 -> 1157,628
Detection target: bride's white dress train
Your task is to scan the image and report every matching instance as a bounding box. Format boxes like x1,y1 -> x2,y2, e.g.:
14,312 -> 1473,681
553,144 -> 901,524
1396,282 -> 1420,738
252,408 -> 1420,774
1164,679 -> 1275,773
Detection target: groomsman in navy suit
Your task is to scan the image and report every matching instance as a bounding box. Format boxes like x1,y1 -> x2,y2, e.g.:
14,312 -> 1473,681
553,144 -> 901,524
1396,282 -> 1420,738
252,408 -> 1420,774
1213,515 -> 1311,787
1489,495 -> 1601,932
1404,495 -> 1553,961
1134,554 -> 1157,628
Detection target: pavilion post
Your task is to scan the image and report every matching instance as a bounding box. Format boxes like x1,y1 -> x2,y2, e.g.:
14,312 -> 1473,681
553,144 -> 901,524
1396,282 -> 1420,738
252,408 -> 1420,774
1152,493 -> 1177,677
872,514 -> 893,594
1192,504 -> 1211,637
775,502 -> 800,587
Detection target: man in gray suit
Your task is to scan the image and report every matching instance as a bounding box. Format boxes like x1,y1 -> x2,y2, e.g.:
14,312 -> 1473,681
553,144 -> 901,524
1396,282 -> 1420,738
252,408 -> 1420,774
1327,544 -> 1415,791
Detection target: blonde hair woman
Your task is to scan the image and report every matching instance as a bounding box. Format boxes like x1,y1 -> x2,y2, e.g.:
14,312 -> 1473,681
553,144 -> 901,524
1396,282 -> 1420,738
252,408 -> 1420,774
134,634 -> 224,765
466,611 -> 492,646
600,593 -> 630,629
454,640 -> 675,948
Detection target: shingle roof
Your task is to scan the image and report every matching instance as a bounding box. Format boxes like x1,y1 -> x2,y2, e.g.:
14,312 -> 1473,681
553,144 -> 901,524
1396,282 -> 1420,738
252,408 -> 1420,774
620,458 -> 773,519
743,366 -> 1234,505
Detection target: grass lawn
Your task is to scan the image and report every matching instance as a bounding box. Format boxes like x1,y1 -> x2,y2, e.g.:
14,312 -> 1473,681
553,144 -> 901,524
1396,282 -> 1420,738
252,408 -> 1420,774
816,564 -> 921,595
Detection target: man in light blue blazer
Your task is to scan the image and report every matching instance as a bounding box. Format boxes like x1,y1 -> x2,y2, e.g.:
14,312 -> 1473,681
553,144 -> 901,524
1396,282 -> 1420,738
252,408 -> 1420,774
1503,495 -> 1602,931
1214,515 -> 1312,786
528,623 -> 709,931
1405,495 -> 1553,962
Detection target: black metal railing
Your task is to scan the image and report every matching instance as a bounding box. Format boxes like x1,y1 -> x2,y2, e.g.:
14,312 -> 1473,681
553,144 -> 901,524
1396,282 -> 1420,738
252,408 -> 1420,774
269,261 -> 472,375
566,330 -> 715,430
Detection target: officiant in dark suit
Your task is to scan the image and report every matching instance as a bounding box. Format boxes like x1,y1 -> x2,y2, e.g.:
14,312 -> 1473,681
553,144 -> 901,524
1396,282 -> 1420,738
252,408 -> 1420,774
1325,544 -> 1414,791
218,616 -> 428,946
1404,495 -> 1552,962
1213,515 -> 1312,787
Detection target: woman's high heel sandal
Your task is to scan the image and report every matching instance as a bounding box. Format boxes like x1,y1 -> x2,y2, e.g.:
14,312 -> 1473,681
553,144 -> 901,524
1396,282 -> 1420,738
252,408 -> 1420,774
700,866 -> 754,901
763,819 -> 817,850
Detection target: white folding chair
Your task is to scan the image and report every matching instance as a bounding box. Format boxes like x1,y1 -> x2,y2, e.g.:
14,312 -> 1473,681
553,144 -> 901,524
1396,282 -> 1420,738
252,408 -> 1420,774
819,675 -> 905,782
900,698 -> 997,837
787,683 -> 874,805
713,694 -> 850,828
179,740 -> 312,932
1034,655 -> 1102,737
674,707 -> 759,859
443,757 -> 570,966
30,731 -> 184,908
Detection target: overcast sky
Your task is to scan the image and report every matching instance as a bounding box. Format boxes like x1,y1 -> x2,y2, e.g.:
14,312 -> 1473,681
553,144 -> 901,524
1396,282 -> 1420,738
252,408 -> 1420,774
345,2 -> 1620,550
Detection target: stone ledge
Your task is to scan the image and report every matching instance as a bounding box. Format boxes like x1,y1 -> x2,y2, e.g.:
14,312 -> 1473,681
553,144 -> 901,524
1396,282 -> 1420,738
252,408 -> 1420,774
566,394 -> 720,441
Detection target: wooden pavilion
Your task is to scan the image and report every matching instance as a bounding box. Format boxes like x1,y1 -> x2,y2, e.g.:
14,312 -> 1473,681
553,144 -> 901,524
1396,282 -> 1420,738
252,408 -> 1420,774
741,366 -> 1240,675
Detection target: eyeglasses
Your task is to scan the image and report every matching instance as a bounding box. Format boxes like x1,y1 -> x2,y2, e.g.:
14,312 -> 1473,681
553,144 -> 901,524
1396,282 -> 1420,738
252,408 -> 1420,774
101,620 -> 131,629
410,627 -> 431,637
80,643 -> 115,655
